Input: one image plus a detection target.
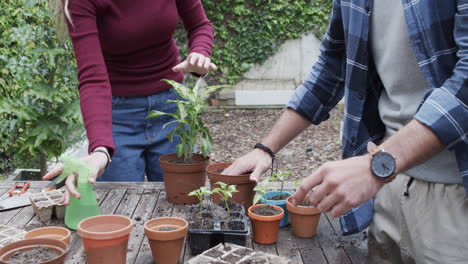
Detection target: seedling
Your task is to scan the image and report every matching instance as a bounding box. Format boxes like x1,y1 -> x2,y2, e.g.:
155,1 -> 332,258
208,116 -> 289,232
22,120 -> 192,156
189,186 -> 212,218
147,79 -> 229,162
253,179 -> 273,206
268,171 -> 291,199
211,182 -> 239,217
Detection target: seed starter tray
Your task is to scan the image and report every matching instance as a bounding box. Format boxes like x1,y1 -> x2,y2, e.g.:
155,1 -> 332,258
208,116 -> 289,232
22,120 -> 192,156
188,243 -> 291,264
0,225 -> 26,249
28,189 -> 66,222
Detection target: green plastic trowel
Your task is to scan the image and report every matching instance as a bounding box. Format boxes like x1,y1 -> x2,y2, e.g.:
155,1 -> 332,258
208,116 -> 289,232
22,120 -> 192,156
54,155 -> 101,230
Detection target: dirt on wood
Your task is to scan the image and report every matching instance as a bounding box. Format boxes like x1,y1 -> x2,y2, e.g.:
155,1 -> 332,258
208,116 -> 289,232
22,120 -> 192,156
202,108 -> 343,182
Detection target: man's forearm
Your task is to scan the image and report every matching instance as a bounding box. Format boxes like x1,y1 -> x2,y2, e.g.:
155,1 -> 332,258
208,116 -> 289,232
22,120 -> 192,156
380,119 -> 445,173
261,108 -> 312,153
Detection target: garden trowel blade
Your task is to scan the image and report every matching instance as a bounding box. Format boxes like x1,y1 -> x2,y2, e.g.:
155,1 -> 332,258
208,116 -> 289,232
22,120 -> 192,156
0,195 -> 31,211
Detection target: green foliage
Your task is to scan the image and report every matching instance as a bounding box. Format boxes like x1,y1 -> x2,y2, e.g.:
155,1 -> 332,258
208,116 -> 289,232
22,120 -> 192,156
147,79 -> 229,161
253,179 -> 273,206
212,182 -> 239,217
189,186 -> 213,217
268,171 -> 291,197
0,0 -> 83,171
175,0 -> 332,84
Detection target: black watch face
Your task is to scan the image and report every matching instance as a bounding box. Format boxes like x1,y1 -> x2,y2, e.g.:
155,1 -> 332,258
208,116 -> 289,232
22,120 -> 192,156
371,152 -> 396,178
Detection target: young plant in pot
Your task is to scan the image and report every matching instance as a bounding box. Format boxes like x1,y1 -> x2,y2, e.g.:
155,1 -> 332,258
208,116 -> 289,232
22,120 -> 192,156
147,79 -> 228,204
259,171 -> 293,227
186,185 -> 249,255
286,180 -> 321,238
206,162 -> 256,211
247,179 -> 284,245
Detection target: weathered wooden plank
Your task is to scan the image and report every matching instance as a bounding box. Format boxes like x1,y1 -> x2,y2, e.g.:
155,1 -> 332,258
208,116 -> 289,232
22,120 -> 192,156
315,214 -> 351,264
125,189 -> 160,264
135,191 -> 174,264
0,188 -> 23,225
172,204 -> 188,264
66,188 -> 126,263
6,206 -> 35,229
325,215 -> 368,264
0,181 -> 165,190
293,236 -> 328,264
276,226 -> 303,264
253,241 -> 278,255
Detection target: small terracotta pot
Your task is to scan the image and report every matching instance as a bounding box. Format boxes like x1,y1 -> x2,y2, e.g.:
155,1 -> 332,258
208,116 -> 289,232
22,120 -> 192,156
286,196 -> 321,238
247,204 -> 284,245
0,238 -> 68,264
260,191 -> 293,227
206,162 -> 256,210
78,215 -> 133,264
160,153 -> 210,204
24,227 -> 71,246
144,217 -> 188,264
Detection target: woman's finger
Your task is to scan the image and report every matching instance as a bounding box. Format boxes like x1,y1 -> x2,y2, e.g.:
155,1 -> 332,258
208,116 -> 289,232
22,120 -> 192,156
65,174 -> 80,199
197,56 -> 206,68
189,54 -> 199,66
202,58 -> 211,71
62,190 -> 70,206
42,164 -> 64,180
172,61 -> 188,72
209,62 -> 218,71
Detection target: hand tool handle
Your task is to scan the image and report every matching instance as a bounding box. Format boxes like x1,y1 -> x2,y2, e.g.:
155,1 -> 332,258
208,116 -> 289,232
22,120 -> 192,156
8,182 -> 30,196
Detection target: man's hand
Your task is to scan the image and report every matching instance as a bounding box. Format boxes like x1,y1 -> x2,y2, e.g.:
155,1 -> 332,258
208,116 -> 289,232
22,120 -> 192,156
172,52 -> 217,75
293,155 -> 384,218
222,149 -> 272,182
42,150 -> 108,205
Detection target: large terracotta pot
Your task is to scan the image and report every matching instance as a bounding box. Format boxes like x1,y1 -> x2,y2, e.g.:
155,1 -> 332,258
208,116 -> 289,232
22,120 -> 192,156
160,153 -> 210,204
247,204 -> 284,245
78,215 -> 133,264
206,162 -> 256,211
24,227 -> 71,246
286,196 -> 321,238
144,217 -> 188,264
0,238 -> 68,264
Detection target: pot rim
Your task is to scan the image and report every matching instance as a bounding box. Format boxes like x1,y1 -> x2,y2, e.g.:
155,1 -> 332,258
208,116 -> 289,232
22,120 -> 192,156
78,214 -> 133,240
0,238 -> 68,263
206,162 -> 253,184
247,204 -> 284,221
24,227 -> 71,244
285,196 -> 321,215
144,217 -> 188,241
159,153 -> 210,166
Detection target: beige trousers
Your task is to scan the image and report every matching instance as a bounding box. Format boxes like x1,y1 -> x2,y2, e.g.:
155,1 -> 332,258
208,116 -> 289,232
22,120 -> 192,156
368,174 -> 468,264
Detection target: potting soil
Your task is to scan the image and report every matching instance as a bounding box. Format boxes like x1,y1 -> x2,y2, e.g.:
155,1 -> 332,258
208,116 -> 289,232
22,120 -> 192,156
7,246 -> 59,264
252,205 -> 281,216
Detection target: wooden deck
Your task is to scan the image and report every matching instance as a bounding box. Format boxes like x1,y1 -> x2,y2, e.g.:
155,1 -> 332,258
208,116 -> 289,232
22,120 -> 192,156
0,181 -> 367,264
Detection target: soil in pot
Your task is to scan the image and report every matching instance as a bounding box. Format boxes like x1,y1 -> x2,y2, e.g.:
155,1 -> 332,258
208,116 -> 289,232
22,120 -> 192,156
247,204 -> 284,245
7,247 -> 59,264
251,205 -> 282,216
267,194 -> 290,200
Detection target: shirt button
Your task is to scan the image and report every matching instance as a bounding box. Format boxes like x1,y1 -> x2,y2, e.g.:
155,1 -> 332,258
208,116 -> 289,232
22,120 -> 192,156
365,7 -> 370,13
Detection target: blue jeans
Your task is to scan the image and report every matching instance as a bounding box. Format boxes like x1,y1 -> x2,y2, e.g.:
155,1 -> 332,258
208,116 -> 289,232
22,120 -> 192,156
99,89 -> 181,182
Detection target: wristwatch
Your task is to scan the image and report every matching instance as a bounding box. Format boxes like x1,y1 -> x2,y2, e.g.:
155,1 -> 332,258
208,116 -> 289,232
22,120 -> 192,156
367,142 -> 397,183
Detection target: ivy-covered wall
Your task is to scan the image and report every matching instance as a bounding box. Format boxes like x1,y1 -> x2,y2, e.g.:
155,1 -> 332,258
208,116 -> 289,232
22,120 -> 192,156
0,0 -> 331,173
176,0 -> 332,84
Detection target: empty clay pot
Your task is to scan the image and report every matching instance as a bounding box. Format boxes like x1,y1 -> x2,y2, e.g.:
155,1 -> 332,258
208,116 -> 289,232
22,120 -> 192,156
144,217 -> 188,264
286,196 -> 321,238
78,215 -> 133,264
160,153 -> 210,204
0,238 -> 68,264
24,227 -> 71,246
206,162 -> 256,211
247,204 -> 284,245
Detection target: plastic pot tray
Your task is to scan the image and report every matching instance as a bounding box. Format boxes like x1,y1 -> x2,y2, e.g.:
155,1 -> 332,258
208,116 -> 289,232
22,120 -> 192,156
186,205 -> 250,255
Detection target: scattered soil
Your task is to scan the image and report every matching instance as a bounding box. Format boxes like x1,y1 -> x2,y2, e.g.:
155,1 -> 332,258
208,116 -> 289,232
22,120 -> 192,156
267,194 -> 290,200
202,108 -> 343,181
169,159 -> 200,165
8,247 -> 59,264
205,248 -> 224,258
251,205 -> 281,216
222,253 -> 244,262
158,226 -> 178,231
232,248 -> 253,255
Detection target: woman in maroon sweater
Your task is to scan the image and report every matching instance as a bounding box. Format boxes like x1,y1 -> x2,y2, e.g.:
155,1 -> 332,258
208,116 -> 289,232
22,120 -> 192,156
44,0 -> 216,204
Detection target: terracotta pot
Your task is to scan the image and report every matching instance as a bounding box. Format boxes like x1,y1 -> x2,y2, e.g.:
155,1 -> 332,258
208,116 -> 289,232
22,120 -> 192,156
247,204 -> 284,245
160,153 -> 210,204
0,238 -> 68,264
286,196 -> 321,238
144,217 -> 188,264
206,162 -> 256,210
24,227 -> 71,246
78,215 -> 133,264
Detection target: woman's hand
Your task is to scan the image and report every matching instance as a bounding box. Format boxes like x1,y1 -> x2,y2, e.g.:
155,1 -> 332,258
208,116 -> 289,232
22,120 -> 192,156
42,149 -> 109,205
172,52 -> 217,75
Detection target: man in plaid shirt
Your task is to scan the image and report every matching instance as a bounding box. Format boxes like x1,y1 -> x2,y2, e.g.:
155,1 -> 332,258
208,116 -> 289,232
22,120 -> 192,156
225,0 -> 468,262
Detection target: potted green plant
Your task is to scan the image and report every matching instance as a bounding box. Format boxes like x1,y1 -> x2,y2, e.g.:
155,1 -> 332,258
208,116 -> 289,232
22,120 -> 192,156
147,79 -> 228,204
206,162 -> 256,211
247,179 -> 284,245
186,185 -> 249,255
259,171 -> 293,227
286,180 -> 321,238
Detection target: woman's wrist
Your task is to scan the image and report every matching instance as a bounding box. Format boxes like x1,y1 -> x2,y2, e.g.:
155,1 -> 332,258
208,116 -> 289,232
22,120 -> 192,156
91,146 -> 112,169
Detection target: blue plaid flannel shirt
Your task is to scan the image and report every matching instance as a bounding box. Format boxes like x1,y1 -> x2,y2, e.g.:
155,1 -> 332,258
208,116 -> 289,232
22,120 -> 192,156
288,0 -> 468,235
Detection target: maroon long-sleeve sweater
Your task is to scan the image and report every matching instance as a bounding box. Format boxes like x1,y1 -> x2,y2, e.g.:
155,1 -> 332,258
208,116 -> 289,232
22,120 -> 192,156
67,0 -> 214,155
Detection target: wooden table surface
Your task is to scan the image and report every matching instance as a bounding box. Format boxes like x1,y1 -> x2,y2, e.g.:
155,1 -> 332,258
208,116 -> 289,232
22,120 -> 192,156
0,181 -> 367,264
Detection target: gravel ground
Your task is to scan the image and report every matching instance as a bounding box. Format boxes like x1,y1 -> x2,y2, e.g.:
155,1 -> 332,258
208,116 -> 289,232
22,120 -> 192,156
202,107 -> 344,182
